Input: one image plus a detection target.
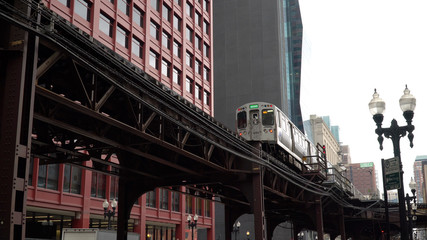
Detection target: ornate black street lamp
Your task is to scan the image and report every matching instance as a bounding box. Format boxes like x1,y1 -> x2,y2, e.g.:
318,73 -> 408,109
232,221 -> 241,240
103,199 -> 117,230
187,214 -> 198,240
406,177 -> 417,240
369,85 -> 416,240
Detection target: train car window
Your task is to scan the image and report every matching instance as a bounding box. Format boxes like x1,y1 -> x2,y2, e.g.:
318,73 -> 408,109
250,110 -> 259,125
262,109 -> 274,125
237,111 -> 247,129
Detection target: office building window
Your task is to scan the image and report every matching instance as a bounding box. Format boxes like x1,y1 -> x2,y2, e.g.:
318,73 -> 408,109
162,31 -> 171,49
149,50 -> 159,69
146,190 -> 156,208
132,36 -> 143,58
162,3 -> 171,22
186,26 -> 193,43
172,191 -> 180,212
110,175 -> 119,200
204,91 -> 210,105
195,84 -> 201,99
203,42 -> 209,57
59,0 -> 70,7
173,14 -> 181,32
185,51 -> 193,67
91,172 -> 106,198
196,197 -> 202,216
150,20 -> 160,40
100,13 -> 113,37
203,20 -> 209,35
204,200 -> 211,217
185,1 -> 193,18
173,40 -> 181,58
195,35 -> 201,50
151,0 -> 159,11
186,77 -> 193,93
203,66 -> 209,81
174,0 -> 181,6
63,164 -> 82,194
195,11 -> 201,26
159,188 -> 169,210
116,25 -> 129,48
195,59 -> 201,75
161,59 -> 171,77
185,195 -> 193,214
173,67 -> 181,85
118,0 -> 130,15
203,0 -> 209,13
38,164 -> 59,190
75,0 -> 91,21
133,6 -> 144,27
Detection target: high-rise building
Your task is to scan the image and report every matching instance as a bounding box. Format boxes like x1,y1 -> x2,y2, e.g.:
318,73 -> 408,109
305,115 -> 341,166
25,0 -> 215,239
414,155 -> 427,203
212,0 -> 304,239
340,145 -> 352,165
213,0 -> 304,131
344,162 -> 380,199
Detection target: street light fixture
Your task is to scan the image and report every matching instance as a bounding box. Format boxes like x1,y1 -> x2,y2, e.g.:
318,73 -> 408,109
406,177 -> 417,240
369,85 -> 416,240
232,221 -> 241,240
103,199 -> 117,230
187,214 -> 198,240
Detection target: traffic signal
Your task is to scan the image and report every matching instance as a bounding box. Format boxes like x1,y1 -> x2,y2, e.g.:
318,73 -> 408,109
322,145 -> 326,154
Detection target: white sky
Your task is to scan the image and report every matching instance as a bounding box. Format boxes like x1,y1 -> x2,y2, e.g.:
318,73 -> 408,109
299,0 -> 427,195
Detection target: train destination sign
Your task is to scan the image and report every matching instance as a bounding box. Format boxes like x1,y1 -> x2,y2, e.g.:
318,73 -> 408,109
383,157 -> 401,190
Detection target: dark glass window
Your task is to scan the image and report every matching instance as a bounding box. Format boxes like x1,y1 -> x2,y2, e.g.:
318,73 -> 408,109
159,188 -> 169,210
146,190 -> 156,208
173,14 -> 181,32
149,50 -> 159,69
172,191 -> 180,211
237,111 -> 247,129
38,164 -> 59,190
185,195 -> 193,214
110,175 -> 119,200
91,172 -> 106,198
262,109 -> 275,125
63,164 -> 82,194
162,4 -> 171,22
204,200 -> 211,217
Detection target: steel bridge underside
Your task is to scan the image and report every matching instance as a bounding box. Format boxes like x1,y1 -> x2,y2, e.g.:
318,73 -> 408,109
0,1 -> 404,239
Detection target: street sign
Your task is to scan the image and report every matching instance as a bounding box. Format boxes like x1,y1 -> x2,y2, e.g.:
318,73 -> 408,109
383,157 -> 401,190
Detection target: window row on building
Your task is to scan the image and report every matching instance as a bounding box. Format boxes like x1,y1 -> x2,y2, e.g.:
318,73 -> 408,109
29,157 -> 211,217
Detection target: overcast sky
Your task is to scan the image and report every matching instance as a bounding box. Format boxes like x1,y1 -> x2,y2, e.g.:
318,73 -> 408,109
298,0 -> 427,195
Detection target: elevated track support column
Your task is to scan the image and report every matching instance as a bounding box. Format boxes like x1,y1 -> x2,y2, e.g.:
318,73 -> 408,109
250,142 -> 267,240
0,2 -> 38,239
315,196 -> 325,240
339,206 -> 346,240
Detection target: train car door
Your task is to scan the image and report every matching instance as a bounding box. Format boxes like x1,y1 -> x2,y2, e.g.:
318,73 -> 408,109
249,109 -> 261,140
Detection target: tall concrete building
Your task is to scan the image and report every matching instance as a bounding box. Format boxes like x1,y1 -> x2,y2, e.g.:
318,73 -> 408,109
213,0 -> 304,239
213,0 -> 304,131
305,115 -> 341,166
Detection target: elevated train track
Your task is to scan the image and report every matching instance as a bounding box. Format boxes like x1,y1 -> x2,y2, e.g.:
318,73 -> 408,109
0,0 -> 408,239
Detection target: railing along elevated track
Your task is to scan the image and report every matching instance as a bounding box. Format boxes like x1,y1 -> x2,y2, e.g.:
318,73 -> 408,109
0,0 -> 413,239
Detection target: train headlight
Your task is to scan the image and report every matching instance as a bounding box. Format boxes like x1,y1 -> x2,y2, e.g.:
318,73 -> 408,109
263,129 -> 268,133
243,131 -> 247,135
239,132 -> 243,136
269,129 -> 273,133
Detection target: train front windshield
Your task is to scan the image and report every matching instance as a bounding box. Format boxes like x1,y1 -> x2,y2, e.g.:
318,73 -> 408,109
237,111 -> 247,129
262,109 -> 274,125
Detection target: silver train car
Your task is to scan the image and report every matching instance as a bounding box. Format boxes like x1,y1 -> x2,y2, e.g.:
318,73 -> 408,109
236,102 -> 318,171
